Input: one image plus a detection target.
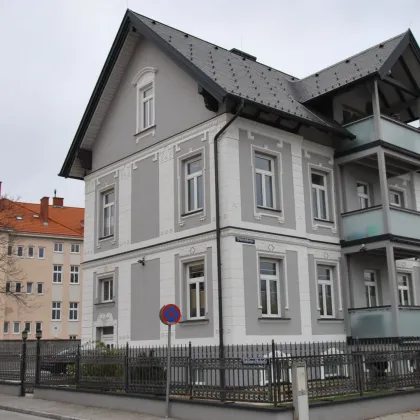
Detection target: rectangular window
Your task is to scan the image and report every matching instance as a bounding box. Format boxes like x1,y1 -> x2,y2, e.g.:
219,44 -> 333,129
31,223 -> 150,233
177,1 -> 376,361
5,282 -> 11,293
389,190 -> 403,208
357,182 -> 370,209
7,245 -> 12,256
36,322 -> 42,333
54,243 -> 63,253
53,265 -> 62,283
398,273 -> 411,306
17,246 -> 24,257
13,322 -> 20,334
27,246 -> 34,258
102,190 -> 115,237
193,369 -> 205,385
185,157 -> 203,213
311,171 -> 329,221
255,154 -> 275,209
102,278 -> 114,303
69,335 -> 77,340
3,322 -> 9,334
142,85 -> 154,129
69,302 -> 79,321
15,282 -> 22,293
71,244 -> 80,253
187,261 -> 205,319
52,302 -> 61,320
38,247 -> 45,259
364,270 -> 378,307
24,322 -> 31,334
37,283 -> 44,295
317,265 -> 334,318
259,259 -> 280,317
26,282 -> 33,295
70,266 -> 80,284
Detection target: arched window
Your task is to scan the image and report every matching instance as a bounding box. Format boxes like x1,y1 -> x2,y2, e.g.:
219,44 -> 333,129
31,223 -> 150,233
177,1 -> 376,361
132,67 -> 157,133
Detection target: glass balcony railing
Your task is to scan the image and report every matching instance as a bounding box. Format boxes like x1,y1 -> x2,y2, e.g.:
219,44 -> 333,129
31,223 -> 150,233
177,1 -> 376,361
399,307 -> 420,337
349,306 -> 393,338
341,206 -> 385,242
340,115 -> 420,156
389,208 -> 420,239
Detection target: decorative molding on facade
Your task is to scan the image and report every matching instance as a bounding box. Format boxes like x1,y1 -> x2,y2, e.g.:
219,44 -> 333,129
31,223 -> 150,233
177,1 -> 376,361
135,128 -> 155,144
85,114 -> 227,182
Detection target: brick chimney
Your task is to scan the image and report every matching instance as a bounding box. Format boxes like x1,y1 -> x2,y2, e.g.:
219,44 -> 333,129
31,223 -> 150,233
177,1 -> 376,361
53,197 -> 64,207
40,197 -> 49,223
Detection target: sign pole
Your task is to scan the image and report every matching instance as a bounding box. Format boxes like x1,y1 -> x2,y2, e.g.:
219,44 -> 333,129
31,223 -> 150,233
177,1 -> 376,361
165,324 -> 172,419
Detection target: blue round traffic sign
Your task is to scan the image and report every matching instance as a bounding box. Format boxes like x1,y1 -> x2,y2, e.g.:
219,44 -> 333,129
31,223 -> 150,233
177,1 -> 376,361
159,304 -> 181,325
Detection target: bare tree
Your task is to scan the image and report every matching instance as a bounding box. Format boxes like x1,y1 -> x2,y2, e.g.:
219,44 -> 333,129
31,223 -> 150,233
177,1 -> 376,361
0,197 -> 34,309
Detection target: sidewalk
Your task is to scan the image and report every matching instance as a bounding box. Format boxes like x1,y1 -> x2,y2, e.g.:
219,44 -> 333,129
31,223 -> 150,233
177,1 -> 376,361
371,411 -> 420,419
0,394 -> 165,420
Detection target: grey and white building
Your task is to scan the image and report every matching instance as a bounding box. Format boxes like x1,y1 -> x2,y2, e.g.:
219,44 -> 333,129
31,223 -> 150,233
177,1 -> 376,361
60,10 -> 420,346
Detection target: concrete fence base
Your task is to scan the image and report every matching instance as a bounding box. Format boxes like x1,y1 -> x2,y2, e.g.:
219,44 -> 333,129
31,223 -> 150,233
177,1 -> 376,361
33,386 -> 420,420
0,381 -> 22,397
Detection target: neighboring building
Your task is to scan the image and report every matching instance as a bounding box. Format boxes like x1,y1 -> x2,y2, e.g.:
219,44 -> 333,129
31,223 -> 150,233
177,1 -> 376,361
60,9 -> 420,347
0,194 -> 84,340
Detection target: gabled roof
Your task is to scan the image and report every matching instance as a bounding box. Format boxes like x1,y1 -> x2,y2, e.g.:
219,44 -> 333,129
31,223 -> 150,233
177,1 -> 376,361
0,199 -> 84,238
294,31 -> 412,102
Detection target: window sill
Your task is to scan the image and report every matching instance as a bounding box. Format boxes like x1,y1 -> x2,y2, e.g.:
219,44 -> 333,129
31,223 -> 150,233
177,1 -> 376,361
70,283 -> 80,285
51,320 -> 62,322
134,125 -> 156,142
179,319 -> 209,326
256,206 -> 282,213
99,235 -> 114,242
52,282 -> 62,285
314,218 -> 334,224
94,301 -> 116,307
317,318 -> 344,323
258,317 -> 291,323
181,209 -> 203,218
69,320 -> 79,322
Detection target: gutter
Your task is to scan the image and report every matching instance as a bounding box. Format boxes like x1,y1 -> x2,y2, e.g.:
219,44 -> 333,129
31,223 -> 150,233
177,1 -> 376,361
213,99 -> 244,395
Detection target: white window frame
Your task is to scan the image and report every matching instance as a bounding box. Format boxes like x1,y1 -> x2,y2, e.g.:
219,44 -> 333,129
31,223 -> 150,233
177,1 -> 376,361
184,156 -> 203,213
357,181 -> 370,209
141,84 -> 154,130
37,283 -> 44,295
186,261 -> 206,320
255,153 -> 276,209
102,278 -> 114,303
38,247 -> 45,259
102,189 -> 115,238
70,266 -> 80,284
69,302 -> 79,321
389,189 -> 404,208
311,170 -> 329,221
70,244 -> 80,254
317,264 -> 335,318
193,369 -> 206,385
27,246 -> 34,259
17,246 -> 24,258
259,258 -> 281,317
52,302 -> 61,321
3,322 -> 9,335
35,322 -> 42,333
132,67 -> 157,133
53,243 -> 63,253
364,269 -> 378,308
398,272 -> 412,306
53,265 -> 62,283
13,322 -> 20,335
26,282 -> 33,295
24,322 -> 31,334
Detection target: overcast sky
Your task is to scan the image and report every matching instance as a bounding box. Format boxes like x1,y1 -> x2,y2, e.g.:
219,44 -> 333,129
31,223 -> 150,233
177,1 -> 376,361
1,0 -> 419,208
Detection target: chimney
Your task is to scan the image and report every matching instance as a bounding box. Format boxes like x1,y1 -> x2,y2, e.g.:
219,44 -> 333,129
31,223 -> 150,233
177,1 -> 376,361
40,197 -> 49,223
53,197 -> 64,207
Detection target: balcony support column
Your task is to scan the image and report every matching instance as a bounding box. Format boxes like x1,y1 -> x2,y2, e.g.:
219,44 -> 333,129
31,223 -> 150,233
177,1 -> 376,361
340,253 -> 352,336
386,244 -> 400,337
378,148 -> 391,234
372,79 -> 383,140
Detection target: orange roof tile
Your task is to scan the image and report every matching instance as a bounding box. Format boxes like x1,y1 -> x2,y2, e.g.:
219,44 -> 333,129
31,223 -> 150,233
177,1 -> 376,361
0,199 -> 84,238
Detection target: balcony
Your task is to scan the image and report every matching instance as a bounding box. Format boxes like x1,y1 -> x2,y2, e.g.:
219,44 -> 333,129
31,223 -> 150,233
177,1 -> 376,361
340,115 -> 420,156
349,306 -> 420,338
341,206 -> 420,243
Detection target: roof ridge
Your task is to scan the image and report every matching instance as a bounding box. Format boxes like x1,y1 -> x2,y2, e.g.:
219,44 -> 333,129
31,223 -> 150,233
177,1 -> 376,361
130,9 -> 298,80
298,30 -> 409,82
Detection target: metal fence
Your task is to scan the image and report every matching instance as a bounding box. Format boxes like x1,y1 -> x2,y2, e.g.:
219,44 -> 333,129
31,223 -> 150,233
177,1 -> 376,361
3,338 -> 420,403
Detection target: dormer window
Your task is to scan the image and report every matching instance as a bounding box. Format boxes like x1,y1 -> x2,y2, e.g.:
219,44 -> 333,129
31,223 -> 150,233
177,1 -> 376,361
132,67 -> 157,133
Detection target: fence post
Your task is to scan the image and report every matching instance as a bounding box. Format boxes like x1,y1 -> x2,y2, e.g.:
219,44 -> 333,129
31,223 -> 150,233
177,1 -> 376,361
354,351 -> 365,397
75,344 -> 81,386
124,342 -> 129,392
292,361 -> 309,420
35,331 -> 42,385
20,330 -> 28,397
271,340 -> 278,406
188,341 -> 193,399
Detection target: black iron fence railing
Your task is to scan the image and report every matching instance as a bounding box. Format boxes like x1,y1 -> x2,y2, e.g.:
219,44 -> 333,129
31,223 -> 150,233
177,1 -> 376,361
2,338 -> 420,403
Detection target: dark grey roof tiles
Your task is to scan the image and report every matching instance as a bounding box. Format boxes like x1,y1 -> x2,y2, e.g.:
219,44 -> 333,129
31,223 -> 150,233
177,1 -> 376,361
294,32 -> 408,102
